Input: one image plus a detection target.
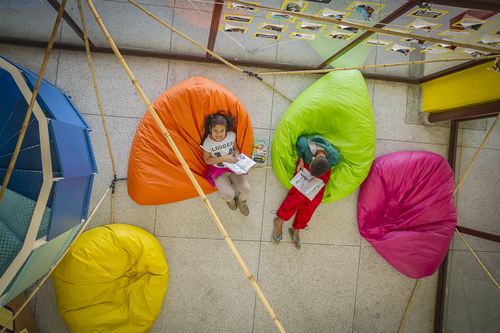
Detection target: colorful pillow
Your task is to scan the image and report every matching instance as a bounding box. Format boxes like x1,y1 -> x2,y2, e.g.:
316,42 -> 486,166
128,77 -> 253,205
272,70 -> 375,202
53,224 -> 169,333
357,151 -> 457,278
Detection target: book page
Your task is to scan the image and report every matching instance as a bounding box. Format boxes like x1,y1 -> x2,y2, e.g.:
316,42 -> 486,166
290,169 -> 325,201
234,153 -> 256,171
223,153 -> 255,175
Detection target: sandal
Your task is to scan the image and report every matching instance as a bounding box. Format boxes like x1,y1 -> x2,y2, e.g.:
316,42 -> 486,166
272,217 -> 282,245
288,228 -> 301,250
272,231 -> 282,245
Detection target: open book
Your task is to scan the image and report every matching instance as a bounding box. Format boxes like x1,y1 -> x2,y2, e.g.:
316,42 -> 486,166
290,169 -> 325,201
223,153 -> 256,175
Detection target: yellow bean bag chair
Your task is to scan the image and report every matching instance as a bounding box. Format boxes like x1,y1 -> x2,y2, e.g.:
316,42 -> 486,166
53,224 -> 169,333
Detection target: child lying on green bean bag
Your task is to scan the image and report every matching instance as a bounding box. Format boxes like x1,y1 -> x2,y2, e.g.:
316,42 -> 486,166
272,70 -> 375,202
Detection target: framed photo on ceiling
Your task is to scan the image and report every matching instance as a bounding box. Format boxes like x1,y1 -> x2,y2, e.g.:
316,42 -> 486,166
421,47 -> 451,55
254,32 -> 281,40
220,24 -> 248,33
379,28 -> 412,36
325,30 -> 355,40
386,43 -> 415,56
296,22 -> 326,32
223,14 -> 254,24
316,9 -> 350,21
227,2 -> 259,12
407,8 -> 447,19
258,23 -> 288,33
472,36 -> 500,47
281,0 -> 308,13
452,18 -> 492,31
406,19 -> 442,32
363,39 -> 392,47
400,37 -> 427,45
346,2 -> 384,21
289,32 -> 317,40
267,11 -> 296,23
437,29 -> 472,38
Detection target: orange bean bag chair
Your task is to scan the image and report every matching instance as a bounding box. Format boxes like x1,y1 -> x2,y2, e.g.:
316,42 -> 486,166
128,77 -> 254,205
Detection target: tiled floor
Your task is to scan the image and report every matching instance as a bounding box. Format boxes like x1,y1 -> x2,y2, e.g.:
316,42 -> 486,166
1,0 -> 499,332
444,117 -> 500,333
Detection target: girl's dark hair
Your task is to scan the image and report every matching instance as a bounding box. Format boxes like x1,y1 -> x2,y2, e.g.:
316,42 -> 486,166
201,110 -> 237,144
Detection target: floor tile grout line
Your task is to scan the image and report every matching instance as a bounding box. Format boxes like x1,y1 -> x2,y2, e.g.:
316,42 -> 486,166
461,125 -> 490,132
154,235 -> 263,242
32,278 -> 39,320
274,26 -> 278,66
376,138 -> 448,146
165,58 -> 170,92
260,241 -> 363,247
351,245 -> 362,333
455,143 -> 461,224
460,145 -> 500,151
168,4 -> 174,53
54,21 -> 63,88
403,78 -> 409,121
404,83 -> 409,125
451,249 -> 500,253
269,73 -> 276,131
80,113 -> 144,120
259,169 -> 270,243
154,233 -> 363,247
254,126 -> 274,131
154,205 -> 158,236
251,169 -> 270,333
443,248 -> 454,324
54,49 -> 61,88
54,20 -> 66,88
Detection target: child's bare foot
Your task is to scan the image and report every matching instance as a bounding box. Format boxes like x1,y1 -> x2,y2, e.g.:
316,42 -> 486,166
273,217 -> 283,238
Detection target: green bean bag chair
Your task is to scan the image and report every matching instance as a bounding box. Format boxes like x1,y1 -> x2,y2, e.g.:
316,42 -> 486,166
272,70 -> 375,202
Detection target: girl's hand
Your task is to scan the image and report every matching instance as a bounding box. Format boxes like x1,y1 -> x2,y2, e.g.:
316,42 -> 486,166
296,158 -> 304,173
225,155 -> 239,163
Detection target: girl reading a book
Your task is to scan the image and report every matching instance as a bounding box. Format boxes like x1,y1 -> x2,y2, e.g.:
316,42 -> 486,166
201,111 -> 251,216
272,135 -> 340,249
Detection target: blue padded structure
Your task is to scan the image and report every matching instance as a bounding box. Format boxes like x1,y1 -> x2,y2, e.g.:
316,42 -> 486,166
49,120 -> 93,178
0,55 -> 97,304
0,217 -> 23,280
47,175 -> 94,241
0,68 -> 58,204
0,186 -> 51,243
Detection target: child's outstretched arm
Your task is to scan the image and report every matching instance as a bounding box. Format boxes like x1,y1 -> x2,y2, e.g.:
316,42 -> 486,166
203,150 -> 238,165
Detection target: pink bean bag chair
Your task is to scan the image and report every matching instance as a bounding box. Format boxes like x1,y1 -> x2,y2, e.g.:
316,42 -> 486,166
357,151 -> 457,279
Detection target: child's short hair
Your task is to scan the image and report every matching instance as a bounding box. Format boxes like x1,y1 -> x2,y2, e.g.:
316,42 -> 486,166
310,156 -> 329,177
